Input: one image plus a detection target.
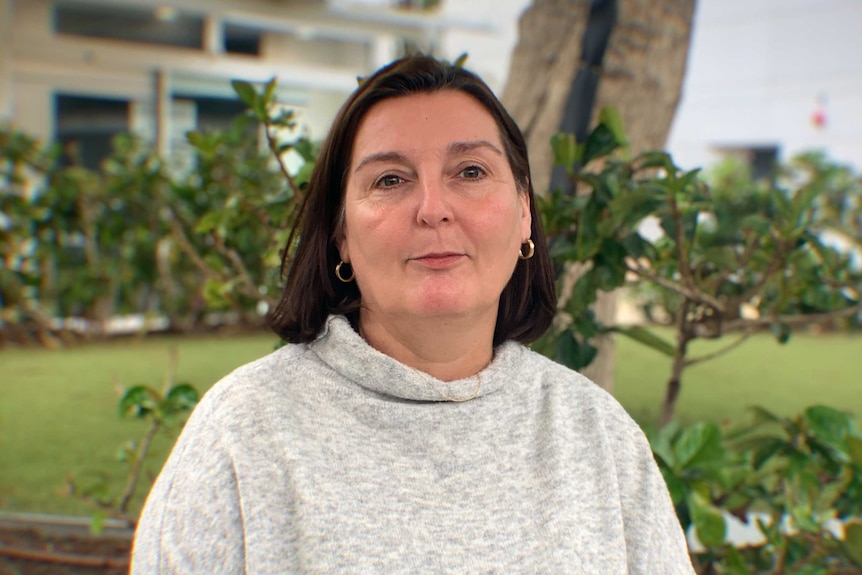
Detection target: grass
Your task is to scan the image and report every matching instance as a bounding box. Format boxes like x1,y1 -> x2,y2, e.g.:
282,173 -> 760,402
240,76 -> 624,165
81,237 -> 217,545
614,329 -> 861,429
0,331 -> 278,517
1,328 -> 859,516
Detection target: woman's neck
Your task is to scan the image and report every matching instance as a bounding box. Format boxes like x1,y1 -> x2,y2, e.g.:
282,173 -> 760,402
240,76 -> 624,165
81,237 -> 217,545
357,309 -> 495,381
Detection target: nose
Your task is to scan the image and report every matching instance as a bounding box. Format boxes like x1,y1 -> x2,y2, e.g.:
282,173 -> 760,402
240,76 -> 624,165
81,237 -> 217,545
416,176 -> 453,226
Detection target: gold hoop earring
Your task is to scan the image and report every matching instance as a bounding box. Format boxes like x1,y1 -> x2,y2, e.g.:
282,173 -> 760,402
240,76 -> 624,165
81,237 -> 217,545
519,239 -> 535,260
335,261 -> 355,283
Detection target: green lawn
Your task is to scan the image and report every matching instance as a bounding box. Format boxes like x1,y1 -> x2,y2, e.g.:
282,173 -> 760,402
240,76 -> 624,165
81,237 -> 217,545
1,329 -> 859,516
0,332 -> 279,516
614,330 -> 862,429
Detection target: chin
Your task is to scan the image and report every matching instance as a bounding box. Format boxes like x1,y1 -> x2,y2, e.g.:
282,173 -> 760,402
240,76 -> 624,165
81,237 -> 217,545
411,293 -> 496,320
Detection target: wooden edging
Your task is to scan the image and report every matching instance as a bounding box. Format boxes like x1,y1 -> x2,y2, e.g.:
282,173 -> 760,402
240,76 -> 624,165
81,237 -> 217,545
0,544 -> 130,568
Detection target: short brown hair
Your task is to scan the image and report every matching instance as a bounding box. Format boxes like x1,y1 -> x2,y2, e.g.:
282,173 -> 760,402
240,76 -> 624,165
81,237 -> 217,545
269,55 -> 556,346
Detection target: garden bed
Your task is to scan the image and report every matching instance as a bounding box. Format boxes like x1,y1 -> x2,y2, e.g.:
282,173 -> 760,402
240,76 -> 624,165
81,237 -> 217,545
0,514 -> 132,575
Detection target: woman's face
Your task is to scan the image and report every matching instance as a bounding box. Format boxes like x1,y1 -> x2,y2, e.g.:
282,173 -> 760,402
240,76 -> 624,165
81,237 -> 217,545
339,90 -> 531,328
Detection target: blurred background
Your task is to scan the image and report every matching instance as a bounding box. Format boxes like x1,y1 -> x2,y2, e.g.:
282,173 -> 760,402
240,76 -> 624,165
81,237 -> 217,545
3,0 -> 860,173
1,1 -> 861,572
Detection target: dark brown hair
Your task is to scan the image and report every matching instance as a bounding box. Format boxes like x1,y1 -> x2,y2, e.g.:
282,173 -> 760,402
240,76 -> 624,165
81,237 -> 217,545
269,55 -> 556,346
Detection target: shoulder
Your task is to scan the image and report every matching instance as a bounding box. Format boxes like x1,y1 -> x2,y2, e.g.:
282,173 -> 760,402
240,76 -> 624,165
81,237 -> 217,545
516,346 -> 648,447
182,341 -> 320,435
520,347 -> 636,416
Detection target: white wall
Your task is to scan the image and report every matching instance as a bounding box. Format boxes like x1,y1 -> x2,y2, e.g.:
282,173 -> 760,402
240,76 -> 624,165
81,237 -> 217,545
440,0 -> 862,175
439,0 -> 530,95
667,0 -> 862,171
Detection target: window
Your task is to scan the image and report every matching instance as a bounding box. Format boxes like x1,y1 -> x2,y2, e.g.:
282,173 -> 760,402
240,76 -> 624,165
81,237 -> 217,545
715,145 -> 779,184
54,2 -> 204,49
56,94 -> 129,170
750,147 -> 779,182
192,97 -> 249,132
224,24 -> 262,56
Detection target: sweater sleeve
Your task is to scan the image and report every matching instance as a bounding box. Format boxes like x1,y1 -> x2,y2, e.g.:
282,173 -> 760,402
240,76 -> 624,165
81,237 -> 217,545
609,409 -> 695,575
130,399 -> 246,574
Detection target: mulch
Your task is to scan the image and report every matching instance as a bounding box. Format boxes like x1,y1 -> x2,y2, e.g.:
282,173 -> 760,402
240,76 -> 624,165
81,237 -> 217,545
0,526 -> 131,575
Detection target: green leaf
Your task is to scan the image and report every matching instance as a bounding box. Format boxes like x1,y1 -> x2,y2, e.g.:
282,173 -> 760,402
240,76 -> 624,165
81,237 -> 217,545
231,80 -> 257,109
673,421 -> 723,469
636,151 -> 674,172
164,383 -> 200,413
748,406 -> 783,426
195,211 -> 222,234
263,77 -> 278,107
252,99 -> 268,123
90,511 -> 105,535
294,139 -> 318,162
790,503 -> 819,533
688,491 -> 726,548
295,161 -> 316,188
608,187 -> 665,230
843,520 -> 862,567
186,131 -> 207,151
554,331 -> 597,370
620,232 -> 651,259
551,132 -> 579,170
582,123 -> 620,166
751,437 -> 785,470
847,435 -> 862,468
724,546 -> 753,575
597,106 -> 628,148
271,108 -> 295,128
804,405 -> 850,446
203,278 -> 233,309
119,385 -> 159,418
650,420 -> 681,469
452,52 -> 469,68
662,470 -> 688,511
611,326 -> 676,357
769,322 -> 793,345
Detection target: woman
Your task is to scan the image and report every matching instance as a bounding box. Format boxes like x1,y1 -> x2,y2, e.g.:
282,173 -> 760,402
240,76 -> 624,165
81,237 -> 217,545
132,56 -> 694,574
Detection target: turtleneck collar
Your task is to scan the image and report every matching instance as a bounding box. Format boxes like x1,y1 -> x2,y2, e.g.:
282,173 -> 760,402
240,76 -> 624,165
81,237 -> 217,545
309,315 -> 523,402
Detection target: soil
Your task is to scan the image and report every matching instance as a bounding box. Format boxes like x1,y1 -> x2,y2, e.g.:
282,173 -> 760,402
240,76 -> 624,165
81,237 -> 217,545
0,526 -> 131,575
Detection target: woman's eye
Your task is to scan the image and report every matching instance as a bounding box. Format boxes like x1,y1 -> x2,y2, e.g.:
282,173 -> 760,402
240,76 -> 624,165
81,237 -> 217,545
374,174 -> 404,188
460,165 -> 486,180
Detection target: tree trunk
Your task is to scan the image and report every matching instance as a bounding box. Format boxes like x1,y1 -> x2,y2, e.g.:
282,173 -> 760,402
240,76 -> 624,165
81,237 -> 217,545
660,302 -> 691,428
502,0 -> 697,390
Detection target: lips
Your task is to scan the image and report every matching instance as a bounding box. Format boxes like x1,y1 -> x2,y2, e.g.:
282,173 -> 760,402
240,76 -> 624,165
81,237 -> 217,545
410,252 -> 465,269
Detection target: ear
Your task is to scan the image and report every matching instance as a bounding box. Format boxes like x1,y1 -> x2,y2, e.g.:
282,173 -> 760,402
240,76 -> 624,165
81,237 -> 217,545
519,190 -> 532,241
335,208 -> 350,263
337,237 -> 350,264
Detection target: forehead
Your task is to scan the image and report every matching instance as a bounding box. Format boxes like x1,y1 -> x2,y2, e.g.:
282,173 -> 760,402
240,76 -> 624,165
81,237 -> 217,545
351,91 -> 503,158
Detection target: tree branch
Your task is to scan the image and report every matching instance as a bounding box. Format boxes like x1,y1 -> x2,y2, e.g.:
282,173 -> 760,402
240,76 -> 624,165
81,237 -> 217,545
0,545 -> 129,569
117,417 -> 160,514
668,186 -> 695,289
263,123 -> 312,275
169,217 -> 223,281
723,303 -> 862,332
684,331 -> 752,367
265,125 -> 302,202
732,237 -> 790,306
626,260 -> 726,312
710,232 -> 758,293
213,240 -> 265,302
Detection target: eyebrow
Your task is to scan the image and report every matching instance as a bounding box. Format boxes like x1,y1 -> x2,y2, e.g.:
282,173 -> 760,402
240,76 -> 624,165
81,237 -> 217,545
352,140 -> 504,174
448,140 -> 504,157
353,151 -> 409,174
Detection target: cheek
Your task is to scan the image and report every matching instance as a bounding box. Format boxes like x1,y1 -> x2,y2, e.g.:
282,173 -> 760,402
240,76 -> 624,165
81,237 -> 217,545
481,196 -> 527,243
342,206 -> 399,264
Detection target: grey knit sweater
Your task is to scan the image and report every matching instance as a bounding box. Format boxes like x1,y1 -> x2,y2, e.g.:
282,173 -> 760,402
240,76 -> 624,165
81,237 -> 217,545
132,315 -> 695,574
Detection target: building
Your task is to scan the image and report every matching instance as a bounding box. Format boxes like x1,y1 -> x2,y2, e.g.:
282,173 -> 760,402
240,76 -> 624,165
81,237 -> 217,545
667,0 -> 862,175
0,0 -> 495,170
